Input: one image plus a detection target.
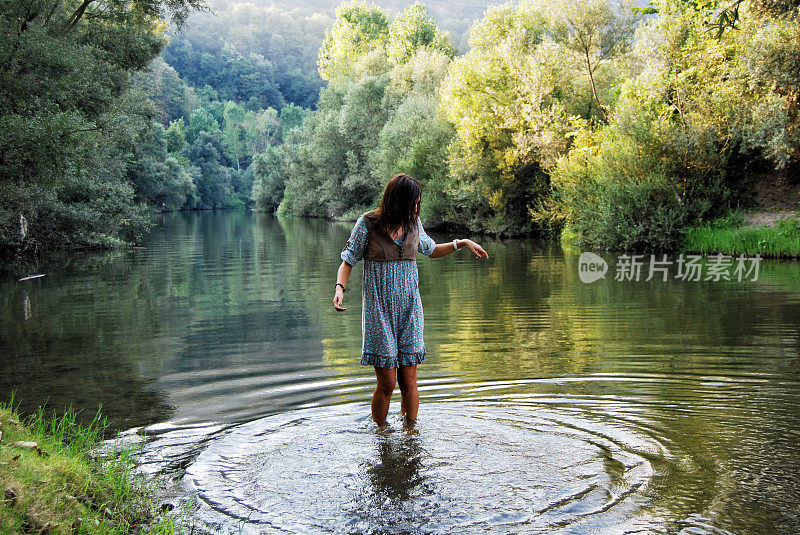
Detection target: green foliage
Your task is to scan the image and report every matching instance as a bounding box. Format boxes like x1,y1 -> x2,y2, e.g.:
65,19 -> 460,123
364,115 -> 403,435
149,81 -> 294,211
541,0 -> 639,120
282,3 -> 459,222
134,57 -> 199,124
281,74 -> 391,217
387,2 -> 456,65
163,2 -> 331,108
279,104 -> 308,140
186,107 -> 220,143
222,101 -> 248,167
128,121 -> 196,210
186,132 -> 234,208
0,395 -> 197,533
165,117 -> 188,154
550,116 -> 711,251
439,0 -> 635,234
318,2 -> 390,81
13,0 -> 798,252
0,0 -> 201,251
541,0 -> 800,249
371,49 -> 455,224
553,157 -> 691,252
252,146 -> 289,212
225,0 -> 800,250
620,0 -> 800,173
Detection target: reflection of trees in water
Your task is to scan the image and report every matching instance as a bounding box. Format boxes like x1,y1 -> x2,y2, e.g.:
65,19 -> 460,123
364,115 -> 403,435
0,212 -> 262,432
2,212 -> 800,533
0,211 -> 328,432
0,250 -> 176,433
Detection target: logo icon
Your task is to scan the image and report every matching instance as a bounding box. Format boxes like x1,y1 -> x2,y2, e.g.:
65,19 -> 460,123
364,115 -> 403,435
578,252 -> 608,283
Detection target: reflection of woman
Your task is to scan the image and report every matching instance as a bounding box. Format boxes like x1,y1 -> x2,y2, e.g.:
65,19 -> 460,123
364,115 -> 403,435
333,174 -> 488,425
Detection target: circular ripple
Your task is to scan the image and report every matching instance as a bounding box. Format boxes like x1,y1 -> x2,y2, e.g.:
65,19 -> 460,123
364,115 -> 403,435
184,402 -> 662,534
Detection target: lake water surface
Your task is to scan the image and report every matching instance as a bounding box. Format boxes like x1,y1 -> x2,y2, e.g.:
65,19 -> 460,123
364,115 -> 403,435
1,211 -> 799,534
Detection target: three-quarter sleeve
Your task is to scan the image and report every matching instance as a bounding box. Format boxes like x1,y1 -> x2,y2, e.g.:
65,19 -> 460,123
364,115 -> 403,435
341,215 -> 368,266
417,217 -> 436,257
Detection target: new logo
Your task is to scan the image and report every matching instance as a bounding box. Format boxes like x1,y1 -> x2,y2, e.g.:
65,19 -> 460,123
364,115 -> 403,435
578,252 -> 608,283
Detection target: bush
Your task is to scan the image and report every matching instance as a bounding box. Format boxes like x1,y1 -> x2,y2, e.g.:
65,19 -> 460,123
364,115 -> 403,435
550,124 -> 701,251
252,146 -> 289,212
565,174 -> 690,251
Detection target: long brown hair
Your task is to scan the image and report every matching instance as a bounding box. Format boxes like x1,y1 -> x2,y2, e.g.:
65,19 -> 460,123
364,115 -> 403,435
367,173 -> 421,235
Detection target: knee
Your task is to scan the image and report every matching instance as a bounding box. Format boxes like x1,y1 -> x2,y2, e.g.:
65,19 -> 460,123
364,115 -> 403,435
376,378 -> 396,397
398,376 -> 418,393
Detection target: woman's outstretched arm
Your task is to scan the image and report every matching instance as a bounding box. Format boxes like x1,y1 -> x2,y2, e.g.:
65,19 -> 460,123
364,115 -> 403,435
429,239 -> 489,259
333,261 -> 352,311
417,217 -> 488,260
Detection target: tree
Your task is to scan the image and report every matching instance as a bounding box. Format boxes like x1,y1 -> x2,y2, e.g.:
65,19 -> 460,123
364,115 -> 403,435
246,108 -> 280,155
162,2 -> 331,108
165,118 -> 188,154
439,0 -> 636,234
134,57 -> 199,124
371,48 -> 455,223
279,104 -> 308,140
222,101 -> 247,170
281,75 -> 391,218
387,2 -> 456,65
546,0 -> 800,250
128,122 -> 195,210
317,2 -> 390,81
0,0 -> 204,251
186,132 -> 233,208
251,146 -> 289,212
186,107 -> 219,143
542,0 -> 638,120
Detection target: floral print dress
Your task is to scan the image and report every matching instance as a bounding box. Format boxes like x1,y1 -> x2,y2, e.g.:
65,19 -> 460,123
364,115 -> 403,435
340,215 -> 437,368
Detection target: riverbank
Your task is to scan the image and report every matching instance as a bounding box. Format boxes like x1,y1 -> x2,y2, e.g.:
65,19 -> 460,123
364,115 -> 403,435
0,396 -> 190,534
682,211 -> 800,258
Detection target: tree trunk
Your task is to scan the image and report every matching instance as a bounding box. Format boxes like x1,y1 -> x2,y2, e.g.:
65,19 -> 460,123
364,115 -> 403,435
65,0 -> 94,32
585,48 -> 607,121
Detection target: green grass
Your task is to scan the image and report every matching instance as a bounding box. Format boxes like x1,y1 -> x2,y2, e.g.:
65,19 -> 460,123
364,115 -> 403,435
683,215 -> 800,258
0,393 -> 196,534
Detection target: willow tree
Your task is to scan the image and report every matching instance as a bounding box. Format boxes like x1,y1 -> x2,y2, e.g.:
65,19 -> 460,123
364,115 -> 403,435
282,1 -> 457,220
317,2 -> 390,81
387,1 -> 456,65
439,0 -> 637,234
0,0 -> 205,251
543,0 -> 638,121
548,0 -> 800,251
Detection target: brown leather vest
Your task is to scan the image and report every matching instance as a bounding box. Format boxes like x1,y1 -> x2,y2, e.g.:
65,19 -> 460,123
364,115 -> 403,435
363,214 -> 419,261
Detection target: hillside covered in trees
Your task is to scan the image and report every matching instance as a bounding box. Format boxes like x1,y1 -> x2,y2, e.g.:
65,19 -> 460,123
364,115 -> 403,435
270,0 -> 800,252
0,0 -> 499,254
1,0 -> 798,254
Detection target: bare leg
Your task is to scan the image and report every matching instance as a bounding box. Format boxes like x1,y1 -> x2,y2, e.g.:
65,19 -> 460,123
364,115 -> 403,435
372,367 -> 396,426
397,365 -> 419,423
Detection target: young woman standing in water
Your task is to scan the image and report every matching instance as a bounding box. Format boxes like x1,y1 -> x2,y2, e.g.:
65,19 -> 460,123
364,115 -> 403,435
332,173 -> 489,426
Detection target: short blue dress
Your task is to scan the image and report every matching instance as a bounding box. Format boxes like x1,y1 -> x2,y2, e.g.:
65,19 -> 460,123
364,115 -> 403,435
340,215 -> 437,368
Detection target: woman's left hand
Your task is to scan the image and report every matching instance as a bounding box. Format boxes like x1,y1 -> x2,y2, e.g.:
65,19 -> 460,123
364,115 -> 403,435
462,239 -> 489,259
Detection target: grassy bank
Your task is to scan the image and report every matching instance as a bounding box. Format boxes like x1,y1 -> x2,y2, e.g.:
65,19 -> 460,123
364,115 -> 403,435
0,395 -> 191,534
683,213 -> 800,258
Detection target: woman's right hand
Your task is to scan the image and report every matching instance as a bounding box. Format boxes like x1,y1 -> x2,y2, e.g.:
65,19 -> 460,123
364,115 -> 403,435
333,287 -> 346,311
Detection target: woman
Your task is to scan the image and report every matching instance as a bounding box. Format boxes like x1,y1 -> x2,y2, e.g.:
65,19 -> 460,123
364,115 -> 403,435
333,173 -> 489,426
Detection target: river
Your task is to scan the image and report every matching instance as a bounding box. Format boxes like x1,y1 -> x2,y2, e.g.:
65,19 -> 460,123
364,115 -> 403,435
1,211 -> 798,534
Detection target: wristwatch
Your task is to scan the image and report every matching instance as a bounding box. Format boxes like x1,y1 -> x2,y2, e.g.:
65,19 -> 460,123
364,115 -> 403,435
453,239 -> 461,250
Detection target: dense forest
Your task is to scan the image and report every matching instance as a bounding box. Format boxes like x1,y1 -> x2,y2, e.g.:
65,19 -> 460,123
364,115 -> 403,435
273,0 -> 799,251
1,0 -> 798,255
